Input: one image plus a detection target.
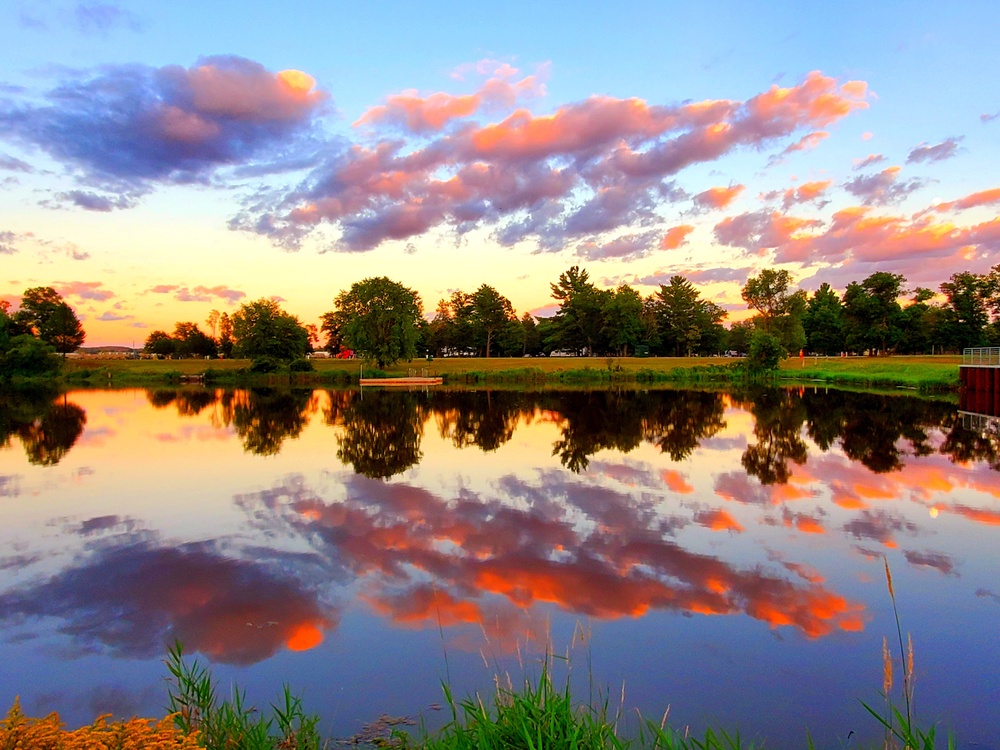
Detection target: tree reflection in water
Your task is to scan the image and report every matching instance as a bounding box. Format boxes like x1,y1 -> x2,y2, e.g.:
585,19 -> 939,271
802,390 -> 945,475
133,385 -> 1000,477
335,390 -> 426,479
1,387 -> 86,466
231,388 -> 316,456
736,388 -> 808,485
434,390 -> 522,452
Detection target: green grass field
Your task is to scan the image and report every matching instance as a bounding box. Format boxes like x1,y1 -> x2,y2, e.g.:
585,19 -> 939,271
60,353 -> 964,391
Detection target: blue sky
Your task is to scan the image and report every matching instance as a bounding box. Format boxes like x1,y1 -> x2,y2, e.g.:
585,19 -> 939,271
2,0 -> 998,344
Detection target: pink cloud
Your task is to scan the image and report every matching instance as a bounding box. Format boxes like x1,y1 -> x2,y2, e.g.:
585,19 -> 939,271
237,71 -> 869,252
356,63 -> 547,133
854,153 -> 886,170
54,281 -> 114,301
576,232 -> 658,261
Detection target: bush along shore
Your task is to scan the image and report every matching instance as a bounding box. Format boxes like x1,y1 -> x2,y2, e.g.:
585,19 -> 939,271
50,354 -> 962,393
0,640 -> 954,750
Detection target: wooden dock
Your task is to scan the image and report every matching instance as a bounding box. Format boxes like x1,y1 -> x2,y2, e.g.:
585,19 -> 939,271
360,376 -> 443,386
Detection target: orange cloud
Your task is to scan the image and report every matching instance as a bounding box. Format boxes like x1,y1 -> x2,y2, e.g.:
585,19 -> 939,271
695,509 -> 744,532
694,184 -> 744,210
661,469 -> 694,493
928,187 -> 1000,213
780,179 -> 832,207
660,224 -> 695,250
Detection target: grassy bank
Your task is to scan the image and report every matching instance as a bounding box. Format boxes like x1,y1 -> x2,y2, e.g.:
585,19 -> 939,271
2,645 -> 951,750
58,354 -> 963,392
777,354 -> 961,391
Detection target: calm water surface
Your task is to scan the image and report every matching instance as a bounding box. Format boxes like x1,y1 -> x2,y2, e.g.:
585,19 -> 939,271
0,386 -> 997,748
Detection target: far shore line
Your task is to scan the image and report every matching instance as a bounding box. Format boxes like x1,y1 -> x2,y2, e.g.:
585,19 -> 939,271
49,353 -> 965,393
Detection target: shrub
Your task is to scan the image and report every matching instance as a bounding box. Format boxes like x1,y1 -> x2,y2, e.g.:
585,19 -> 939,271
745,331 -> 784,374
249,356 -> 282,374
288,357 -> 315,373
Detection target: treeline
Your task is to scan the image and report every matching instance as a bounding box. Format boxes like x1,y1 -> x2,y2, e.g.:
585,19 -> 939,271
0,287 -> 85,380
4,264 -> 998,379
145,264 -> 1000,369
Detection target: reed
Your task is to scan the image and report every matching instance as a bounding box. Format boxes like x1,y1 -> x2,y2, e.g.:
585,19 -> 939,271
858,558 -> 953,750
165,641 -> 324,750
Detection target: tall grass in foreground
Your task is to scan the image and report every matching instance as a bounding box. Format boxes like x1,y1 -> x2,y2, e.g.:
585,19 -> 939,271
858,559 -> 954,750
165,641 -> 324,750
414,653 -> 770,750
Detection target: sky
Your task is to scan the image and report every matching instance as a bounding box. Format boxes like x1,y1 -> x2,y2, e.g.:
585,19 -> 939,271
1,0 -> 999,346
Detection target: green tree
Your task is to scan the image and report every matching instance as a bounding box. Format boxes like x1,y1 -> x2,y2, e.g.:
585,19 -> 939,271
741,270 -> 806,354
470,284 -> 515,357
741,270 -> 794,334
940,271 -> 991,351
897,288 -> 940,354
16,287 -> 86,355
217,312 -> 234,358
726,320 -> 754,355
803,283 -> 845,355
843,272 -> 906,355
144,330 -> 177,357
745,330 -> 784,374
654,276 -> 727,356
0,310 -> 61,380
173,322 -> 217,358
547,266 -> 608,355
330,277 -> 423,368
231,299 -> 309,361
601,285 -> 644,356
520,313 -> 541,356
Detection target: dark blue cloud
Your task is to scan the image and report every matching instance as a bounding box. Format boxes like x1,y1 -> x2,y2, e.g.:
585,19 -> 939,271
0,56 -> 328,206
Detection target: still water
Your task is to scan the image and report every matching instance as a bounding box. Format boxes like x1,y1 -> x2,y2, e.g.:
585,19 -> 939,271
0,386 -> 997,747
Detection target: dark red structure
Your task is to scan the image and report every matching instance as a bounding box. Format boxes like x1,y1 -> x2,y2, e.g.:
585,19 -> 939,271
959,347 -> 1000,417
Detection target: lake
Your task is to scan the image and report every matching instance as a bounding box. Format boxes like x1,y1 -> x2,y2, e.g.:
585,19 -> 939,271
0,385 -> 997,748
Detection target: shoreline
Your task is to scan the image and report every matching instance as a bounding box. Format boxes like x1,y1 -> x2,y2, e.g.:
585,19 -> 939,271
43,354 -> 962,393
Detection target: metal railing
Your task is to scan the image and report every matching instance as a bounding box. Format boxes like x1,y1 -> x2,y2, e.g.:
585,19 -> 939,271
959,411 -> 1000,436
963,347 -> 1000,366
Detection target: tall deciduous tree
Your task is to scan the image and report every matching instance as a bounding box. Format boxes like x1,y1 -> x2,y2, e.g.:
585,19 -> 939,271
172,322 -> 217,357
843,272 -> 906,355
144,330 -> 177,357
330,277 -> 422,368
217,312 -> 234,358
741,270 -> 794,333
231,299 -> 309,360
940,271 -> 991,351
470,284 -> 515,358
16,286 -> 85,355
741,270 -> 805,354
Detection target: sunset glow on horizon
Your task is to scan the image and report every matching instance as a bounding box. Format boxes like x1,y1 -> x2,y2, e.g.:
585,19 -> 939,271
2,2 -> 998,346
